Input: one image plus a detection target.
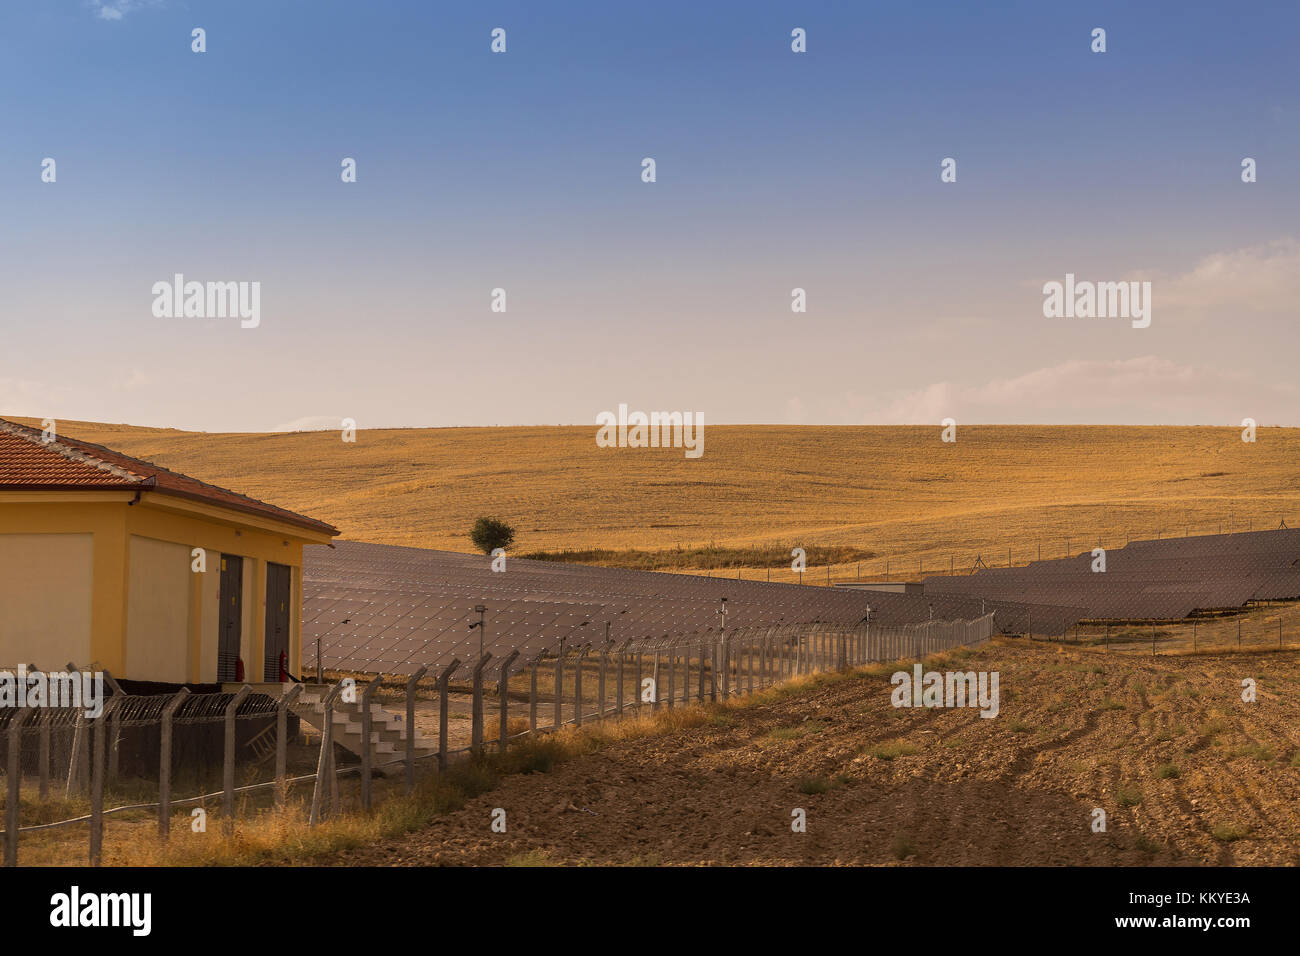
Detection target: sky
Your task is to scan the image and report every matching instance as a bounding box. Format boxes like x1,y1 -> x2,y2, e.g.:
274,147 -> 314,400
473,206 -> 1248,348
1,0 -> 1298,431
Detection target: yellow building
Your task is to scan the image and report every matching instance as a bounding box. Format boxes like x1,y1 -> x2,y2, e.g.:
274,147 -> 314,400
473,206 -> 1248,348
0,418 -> 338,685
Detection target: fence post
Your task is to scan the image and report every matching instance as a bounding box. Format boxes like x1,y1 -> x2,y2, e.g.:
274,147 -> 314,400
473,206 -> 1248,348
471,654 -> 494,757
574,646 -> 591,727
65,662 -> 88,797
597,641 -> 610,722
99,668 -> 124,783
436,658 -> 460,771
618,639 -> 633,717
497,650 -> 519,752
733,633 -> 742,693
554,648 -> 565,728
276,683 -> 303,808
709,638 -> 719,701
25,665 -> 51,800
651,648 -> 661,712
529,655 -> 541,732
679,639 -> 690,705
403,666 -> 427,794
735,633 -> 744,694
722,634 -> 731,699
5,707 -> 33,867
223,685 -> 252,835
360,676 -> 384,811
748,633 -> 757,692
310,683 -> 342,826
89,697 -> 120,866
634,646 -> 644,713
158,687 -> 191,840
666,640 -> 676,710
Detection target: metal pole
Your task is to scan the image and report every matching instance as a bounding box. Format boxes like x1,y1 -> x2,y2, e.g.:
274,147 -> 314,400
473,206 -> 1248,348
470,654 -> 494,757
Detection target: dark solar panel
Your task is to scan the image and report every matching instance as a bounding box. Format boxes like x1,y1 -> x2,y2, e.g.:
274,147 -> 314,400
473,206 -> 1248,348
923,528 -> 1300,620
303,540 -> 1083,676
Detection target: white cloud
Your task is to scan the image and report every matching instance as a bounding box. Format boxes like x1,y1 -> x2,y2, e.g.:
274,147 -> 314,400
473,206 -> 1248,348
1023,238 -> 1300,325
91,1 -> 161,21
272,416 -> 346,433
1155,238 -> 1300,318
857,356 -> 1296,425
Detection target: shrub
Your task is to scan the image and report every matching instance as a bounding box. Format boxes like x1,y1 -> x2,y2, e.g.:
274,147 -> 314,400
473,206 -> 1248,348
469,516 -> 516,555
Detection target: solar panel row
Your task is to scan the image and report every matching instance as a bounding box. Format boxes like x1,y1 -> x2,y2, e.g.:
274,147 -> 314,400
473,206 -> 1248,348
922,528 -> 1300,620
303,541 -> 1086,677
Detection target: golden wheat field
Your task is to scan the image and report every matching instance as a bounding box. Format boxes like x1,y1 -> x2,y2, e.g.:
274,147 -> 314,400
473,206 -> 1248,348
17,418 -> 1300,581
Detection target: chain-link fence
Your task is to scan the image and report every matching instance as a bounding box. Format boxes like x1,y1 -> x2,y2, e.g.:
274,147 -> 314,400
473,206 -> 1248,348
0,613 -> 994,866
1050,601 -> 1300,655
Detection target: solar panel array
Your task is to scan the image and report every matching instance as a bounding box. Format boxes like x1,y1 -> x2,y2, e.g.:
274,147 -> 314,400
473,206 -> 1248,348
303,541 -> 1086,677
922,528 -> 1300,620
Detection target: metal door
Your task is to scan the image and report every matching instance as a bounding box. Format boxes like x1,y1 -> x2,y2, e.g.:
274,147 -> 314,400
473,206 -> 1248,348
264,562 -> 291,680
218,555 -> 244,682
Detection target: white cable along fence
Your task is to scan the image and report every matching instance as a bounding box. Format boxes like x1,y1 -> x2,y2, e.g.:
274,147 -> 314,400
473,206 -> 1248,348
0,613 -> 994,865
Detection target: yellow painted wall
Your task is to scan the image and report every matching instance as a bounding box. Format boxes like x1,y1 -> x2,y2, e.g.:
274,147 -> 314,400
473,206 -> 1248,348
0,532 -> 94,669
0,492 -> 331,683
125,535 -> 192,683
0,498 -> 128,673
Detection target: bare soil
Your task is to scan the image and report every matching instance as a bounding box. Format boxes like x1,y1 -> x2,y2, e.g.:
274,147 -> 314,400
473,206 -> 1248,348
336,641 -> 1300,866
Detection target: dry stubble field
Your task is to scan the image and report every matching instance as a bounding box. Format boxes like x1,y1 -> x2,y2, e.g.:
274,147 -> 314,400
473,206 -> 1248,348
17,419 -> 1300,580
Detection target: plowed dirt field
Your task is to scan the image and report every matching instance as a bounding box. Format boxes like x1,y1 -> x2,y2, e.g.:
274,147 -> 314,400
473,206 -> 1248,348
337,641 -> 1300,866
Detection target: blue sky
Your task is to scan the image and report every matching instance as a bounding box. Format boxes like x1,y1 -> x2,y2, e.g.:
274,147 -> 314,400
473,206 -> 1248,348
2,0 -> 1298,430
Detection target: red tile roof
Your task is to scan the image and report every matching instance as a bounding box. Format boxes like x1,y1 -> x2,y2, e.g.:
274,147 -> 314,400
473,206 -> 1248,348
0,418 -> 338,537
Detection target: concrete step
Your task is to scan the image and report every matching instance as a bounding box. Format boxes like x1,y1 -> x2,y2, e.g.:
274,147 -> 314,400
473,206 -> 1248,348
290,684 -> 438,775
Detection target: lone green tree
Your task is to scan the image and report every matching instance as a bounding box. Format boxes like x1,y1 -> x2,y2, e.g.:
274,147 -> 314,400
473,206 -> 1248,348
469,516 -> 515,555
